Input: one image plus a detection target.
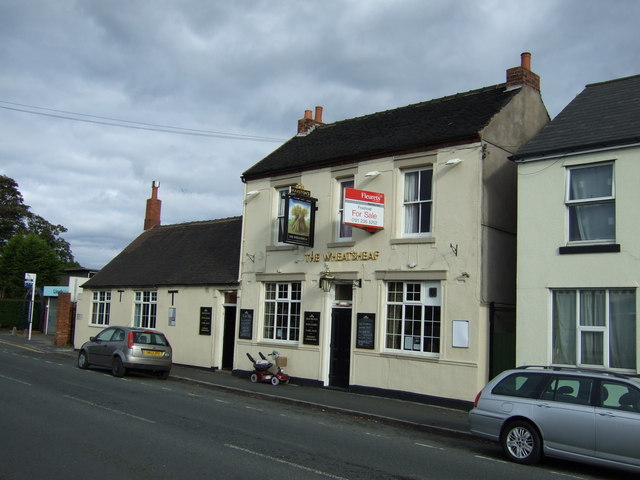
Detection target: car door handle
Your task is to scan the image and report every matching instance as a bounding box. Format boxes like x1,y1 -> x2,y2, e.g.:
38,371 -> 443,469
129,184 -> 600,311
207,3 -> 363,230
536,403 -> 551,408
597,411 -> 615,417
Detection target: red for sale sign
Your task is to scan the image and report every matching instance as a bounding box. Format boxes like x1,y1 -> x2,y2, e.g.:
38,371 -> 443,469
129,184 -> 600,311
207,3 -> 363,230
343,188 -> 384,231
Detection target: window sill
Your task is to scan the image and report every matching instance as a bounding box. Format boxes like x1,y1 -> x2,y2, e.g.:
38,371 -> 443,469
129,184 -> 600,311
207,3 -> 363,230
559,244 -> 620,254
327,241 -> 355,248
391,236 -> 436,245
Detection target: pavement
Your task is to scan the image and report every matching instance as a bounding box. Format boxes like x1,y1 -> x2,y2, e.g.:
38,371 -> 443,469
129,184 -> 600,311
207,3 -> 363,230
0,329 -> 473,440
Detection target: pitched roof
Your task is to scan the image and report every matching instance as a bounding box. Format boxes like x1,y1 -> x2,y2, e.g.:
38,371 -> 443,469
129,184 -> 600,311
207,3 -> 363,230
242,84 -> 521,180
513,74 -> 640,161
82,217 -> 242,289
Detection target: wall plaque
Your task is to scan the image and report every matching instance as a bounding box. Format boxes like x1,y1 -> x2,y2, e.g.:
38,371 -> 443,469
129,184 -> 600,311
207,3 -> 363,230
238,309 -> 254,340
303,311 -> 320,345
356,313 -> 375,349
199,307 -> 212,336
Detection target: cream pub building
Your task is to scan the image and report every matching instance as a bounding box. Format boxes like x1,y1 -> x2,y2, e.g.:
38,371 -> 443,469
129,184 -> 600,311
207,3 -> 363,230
236,54 -> 548,403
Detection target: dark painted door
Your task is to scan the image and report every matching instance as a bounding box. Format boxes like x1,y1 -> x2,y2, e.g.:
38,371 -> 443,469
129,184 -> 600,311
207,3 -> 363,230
222,306 -> 236,369
329,308 -> 351,388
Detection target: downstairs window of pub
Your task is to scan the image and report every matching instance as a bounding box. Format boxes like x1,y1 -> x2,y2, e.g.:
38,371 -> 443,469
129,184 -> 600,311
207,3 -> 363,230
386,281 -> 441,355
91,291 -> 111,325
264,282 -> 301,341
552,289 -> 635,369
134,291 -> 157,329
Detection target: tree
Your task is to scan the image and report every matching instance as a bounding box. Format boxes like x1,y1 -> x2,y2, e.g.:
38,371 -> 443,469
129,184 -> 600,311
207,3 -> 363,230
0,174 -> 76,264
0,175 -> 30,248
0,233 -> 62,298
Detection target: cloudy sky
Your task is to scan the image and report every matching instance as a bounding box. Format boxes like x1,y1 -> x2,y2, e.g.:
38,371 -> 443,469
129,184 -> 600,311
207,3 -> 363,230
1,0 -> 638,270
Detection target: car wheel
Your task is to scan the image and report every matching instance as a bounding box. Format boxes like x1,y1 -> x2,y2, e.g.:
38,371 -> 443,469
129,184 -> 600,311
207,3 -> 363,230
501,420 -> 542,465
77,350 -> 89,369
250,373 -> 258,383
112,357 -> 127,377
271,376 -> 280,386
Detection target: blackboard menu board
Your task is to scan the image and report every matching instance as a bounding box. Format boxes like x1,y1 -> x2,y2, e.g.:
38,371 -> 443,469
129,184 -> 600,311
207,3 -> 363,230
303,311 -> 320,345
238,309 -> 253,340
356,313 -> 375,349
199,307 -> 212,336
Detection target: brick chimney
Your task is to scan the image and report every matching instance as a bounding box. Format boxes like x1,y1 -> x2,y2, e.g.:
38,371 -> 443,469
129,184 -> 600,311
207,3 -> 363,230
143,181 -> 161,231
297,106 -> 324,135
506,52 -> 540,91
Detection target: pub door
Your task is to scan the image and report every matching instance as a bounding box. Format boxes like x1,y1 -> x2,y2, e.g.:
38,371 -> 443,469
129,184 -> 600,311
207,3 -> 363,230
221,306 -> 236,370
329,308 -> 352,388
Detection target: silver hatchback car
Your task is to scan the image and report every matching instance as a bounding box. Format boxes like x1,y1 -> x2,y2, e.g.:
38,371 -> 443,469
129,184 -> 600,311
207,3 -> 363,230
77,327 -> 172,379
469,366 -> 640,473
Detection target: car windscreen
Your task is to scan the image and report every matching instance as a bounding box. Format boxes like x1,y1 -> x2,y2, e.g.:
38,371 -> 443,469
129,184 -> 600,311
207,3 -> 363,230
133,331 -> 169,346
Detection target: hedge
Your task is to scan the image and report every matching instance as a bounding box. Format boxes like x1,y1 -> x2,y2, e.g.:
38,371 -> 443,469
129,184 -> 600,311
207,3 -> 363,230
0,299 -> 41,330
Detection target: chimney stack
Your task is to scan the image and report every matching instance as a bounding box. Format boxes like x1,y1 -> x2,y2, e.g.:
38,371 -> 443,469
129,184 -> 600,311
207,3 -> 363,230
297,106 -> 325,135
143,181 -> 161,231
506,52 -> 540,91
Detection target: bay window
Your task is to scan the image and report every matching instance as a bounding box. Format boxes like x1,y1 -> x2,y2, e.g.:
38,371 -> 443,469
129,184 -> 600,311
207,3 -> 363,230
552,289 -> 635,369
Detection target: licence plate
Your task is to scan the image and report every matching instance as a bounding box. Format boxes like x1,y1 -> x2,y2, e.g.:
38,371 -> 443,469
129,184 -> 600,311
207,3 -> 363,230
143,350 -> 162,357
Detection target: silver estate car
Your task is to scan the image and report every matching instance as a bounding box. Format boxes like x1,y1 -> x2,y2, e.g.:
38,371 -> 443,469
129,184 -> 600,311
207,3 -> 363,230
469,366 -> 640,473
77,327 -> 172,379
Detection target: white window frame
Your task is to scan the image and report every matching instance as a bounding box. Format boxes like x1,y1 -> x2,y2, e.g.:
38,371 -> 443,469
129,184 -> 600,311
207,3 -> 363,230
134,290 -> 157,329
566,162 -> 615,244
552,288 -> 636,370
91,291 -> 111,326
402,167 -> 433,237
263,282 -> 301,342
336,178 -> 354,241
385,281 -> 441,356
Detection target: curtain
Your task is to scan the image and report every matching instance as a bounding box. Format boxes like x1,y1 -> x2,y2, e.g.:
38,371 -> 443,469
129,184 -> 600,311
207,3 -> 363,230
404,172 -> 418,233
609,290 -> 636,369
553,290 -> 576,364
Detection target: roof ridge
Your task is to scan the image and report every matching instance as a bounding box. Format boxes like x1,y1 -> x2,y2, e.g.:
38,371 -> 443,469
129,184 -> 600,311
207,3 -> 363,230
586,73 -> 640,89
151,216 -> 242,230
320,83 -> 507,128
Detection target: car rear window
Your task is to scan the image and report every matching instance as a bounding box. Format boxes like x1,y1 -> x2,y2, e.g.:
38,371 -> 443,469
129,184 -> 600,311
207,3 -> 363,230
133,331 -> 169,346
492,373 -> 549,399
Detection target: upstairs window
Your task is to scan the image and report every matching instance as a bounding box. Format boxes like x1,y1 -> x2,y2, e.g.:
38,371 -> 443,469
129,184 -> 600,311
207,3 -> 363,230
403,168 -> 433,236
567,163 -> 615,243
337,178 -> 354,241
275,187 -> 289,244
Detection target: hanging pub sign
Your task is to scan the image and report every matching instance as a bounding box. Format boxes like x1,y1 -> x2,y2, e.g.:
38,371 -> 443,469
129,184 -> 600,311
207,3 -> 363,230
343,188 -> 384,232
283,185 -> 317,247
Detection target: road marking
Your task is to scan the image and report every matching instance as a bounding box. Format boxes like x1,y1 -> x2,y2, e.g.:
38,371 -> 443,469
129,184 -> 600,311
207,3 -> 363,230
365,432 -> 387,438
474,455 -> 508,464
245,406 -> 264,412
550,472 -> 586,479
0,339 -> 46,354
225,444 -> 349,479
188,393 -> 203,398
64,395 -> 156,424
214,399 -> 229,404
0,374 -> 33,386
416,442 -> 444,450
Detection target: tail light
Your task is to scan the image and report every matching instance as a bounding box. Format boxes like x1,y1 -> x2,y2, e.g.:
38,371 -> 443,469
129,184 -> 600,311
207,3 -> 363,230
473,390 -> 482,408
127,331 -> 134,348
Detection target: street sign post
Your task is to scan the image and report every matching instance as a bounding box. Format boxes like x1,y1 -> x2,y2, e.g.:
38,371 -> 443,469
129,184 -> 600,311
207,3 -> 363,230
24,273 -> 37,341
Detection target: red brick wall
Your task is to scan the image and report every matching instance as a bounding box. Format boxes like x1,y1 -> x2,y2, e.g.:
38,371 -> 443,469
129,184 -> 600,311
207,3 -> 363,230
54,292 -> 73,347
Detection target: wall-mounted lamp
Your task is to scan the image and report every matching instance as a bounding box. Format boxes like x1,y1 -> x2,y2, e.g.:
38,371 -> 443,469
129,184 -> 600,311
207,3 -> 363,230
353,279 -> 362,288
445,158 -> 463,166
319,271 -> 335,293
364,170 -> 380,178
246,190 -> 260,198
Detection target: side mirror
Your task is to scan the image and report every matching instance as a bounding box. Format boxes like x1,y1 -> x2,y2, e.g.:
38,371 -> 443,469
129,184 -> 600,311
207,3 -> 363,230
89,336 -> 97,342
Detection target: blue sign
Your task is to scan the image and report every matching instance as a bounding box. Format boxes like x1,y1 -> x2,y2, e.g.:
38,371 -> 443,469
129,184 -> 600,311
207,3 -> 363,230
43,286 -> 69,297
